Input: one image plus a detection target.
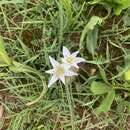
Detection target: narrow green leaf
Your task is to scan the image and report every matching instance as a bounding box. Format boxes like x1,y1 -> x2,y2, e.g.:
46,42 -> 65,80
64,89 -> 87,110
80,16 -> 103,49
56,0 -> 64,43
99,66 -> 109,84
0,36 -> 6,52
0,0 -> 24,4
86,27 -> 98,57
0,73 -> 7,77
0,36 -> 11,66
0,52 -> 11,66
60,0 -> 73,22
125,101 -> 130,114
85,58 -> 109,65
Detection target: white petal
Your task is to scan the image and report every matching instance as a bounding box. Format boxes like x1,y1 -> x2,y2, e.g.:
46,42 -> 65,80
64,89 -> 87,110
63,46 -> 70,57
62,63 -> 71,70
49,56 -> 59,67
46,69 -> 55,74
48,75 -> 58,88
59,75 -> 65,84
75,57 -> 86,63
72,51 -> 79,57
61,58 -> 66,63
73,63 -> 79,68
61,59 -> 71,69
65,70 -> 78,76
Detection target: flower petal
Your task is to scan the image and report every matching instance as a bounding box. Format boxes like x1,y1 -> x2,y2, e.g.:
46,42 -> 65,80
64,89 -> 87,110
59,75 -> 65,84
73,63 -> 79,68
61,59 -> 72,69
49,56 -> 59,67
65,70 -> 78,76
75,57 -> 86,63
48,75 -> 58,88
72,51 -> 79,57
46,69 -> 55,74
61,58 -> 66,63
63,46 -> 70,57
61,63 -> 71,70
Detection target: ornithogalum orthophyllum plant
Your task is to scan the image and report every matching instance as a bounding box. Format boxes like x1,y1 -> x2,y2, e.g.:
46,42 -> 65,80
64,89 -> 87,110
46,46 -> 86,87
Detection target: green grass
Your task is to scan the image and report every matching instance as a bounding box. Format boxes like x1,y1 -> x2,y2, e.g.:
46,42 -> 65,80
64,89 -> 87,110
0,0 -> 130,130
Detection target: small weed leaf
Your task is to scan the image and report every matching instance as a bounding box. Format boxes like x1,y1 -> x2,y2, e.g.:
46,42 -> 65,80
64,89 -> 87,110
99,66 -> 109,84
112,0 -> 130,15
0,36 -> 11,67
86,26 -> 98,57
90,81 -> 115,114
96,89 -> 115,114
86,16 -> 103,30
80,16 -> 103,49
90,81 -> 110,95
124,69 -> 130,81
92,0 -> 130,15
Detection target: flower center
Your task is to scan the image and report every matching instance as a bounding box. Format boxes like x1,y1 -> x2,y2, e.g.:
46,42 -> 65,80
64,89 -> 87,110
55,66 -> 64,77
66,56 -> 74,64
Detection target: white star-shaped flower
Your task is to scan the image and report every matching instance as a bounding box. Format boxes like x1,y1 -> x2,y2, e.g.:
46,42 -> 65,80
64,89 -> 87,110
62,46 -> 86,68
46,56 -> 78,87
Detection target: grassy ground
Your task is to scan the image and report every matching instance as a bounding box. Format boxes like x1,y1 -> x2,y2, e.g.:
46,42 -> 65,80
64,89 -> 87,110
1,0 -> 130,130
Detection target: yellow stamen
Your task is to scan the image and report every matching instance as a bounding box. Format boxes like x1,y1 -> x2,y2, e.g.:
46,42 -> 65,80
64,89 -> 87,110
55,66 -> 64,77
66,56 -> 74,64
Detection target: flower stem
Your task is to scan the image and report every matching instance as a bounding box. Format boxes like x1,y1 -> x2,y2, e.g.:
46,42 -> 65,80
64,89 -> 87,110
65,84 -> 75,130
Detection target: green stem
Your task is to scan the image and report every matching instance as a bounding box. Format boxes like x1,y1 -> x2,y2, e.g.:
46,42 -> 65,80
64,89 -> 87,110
65,84 -> 75,130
